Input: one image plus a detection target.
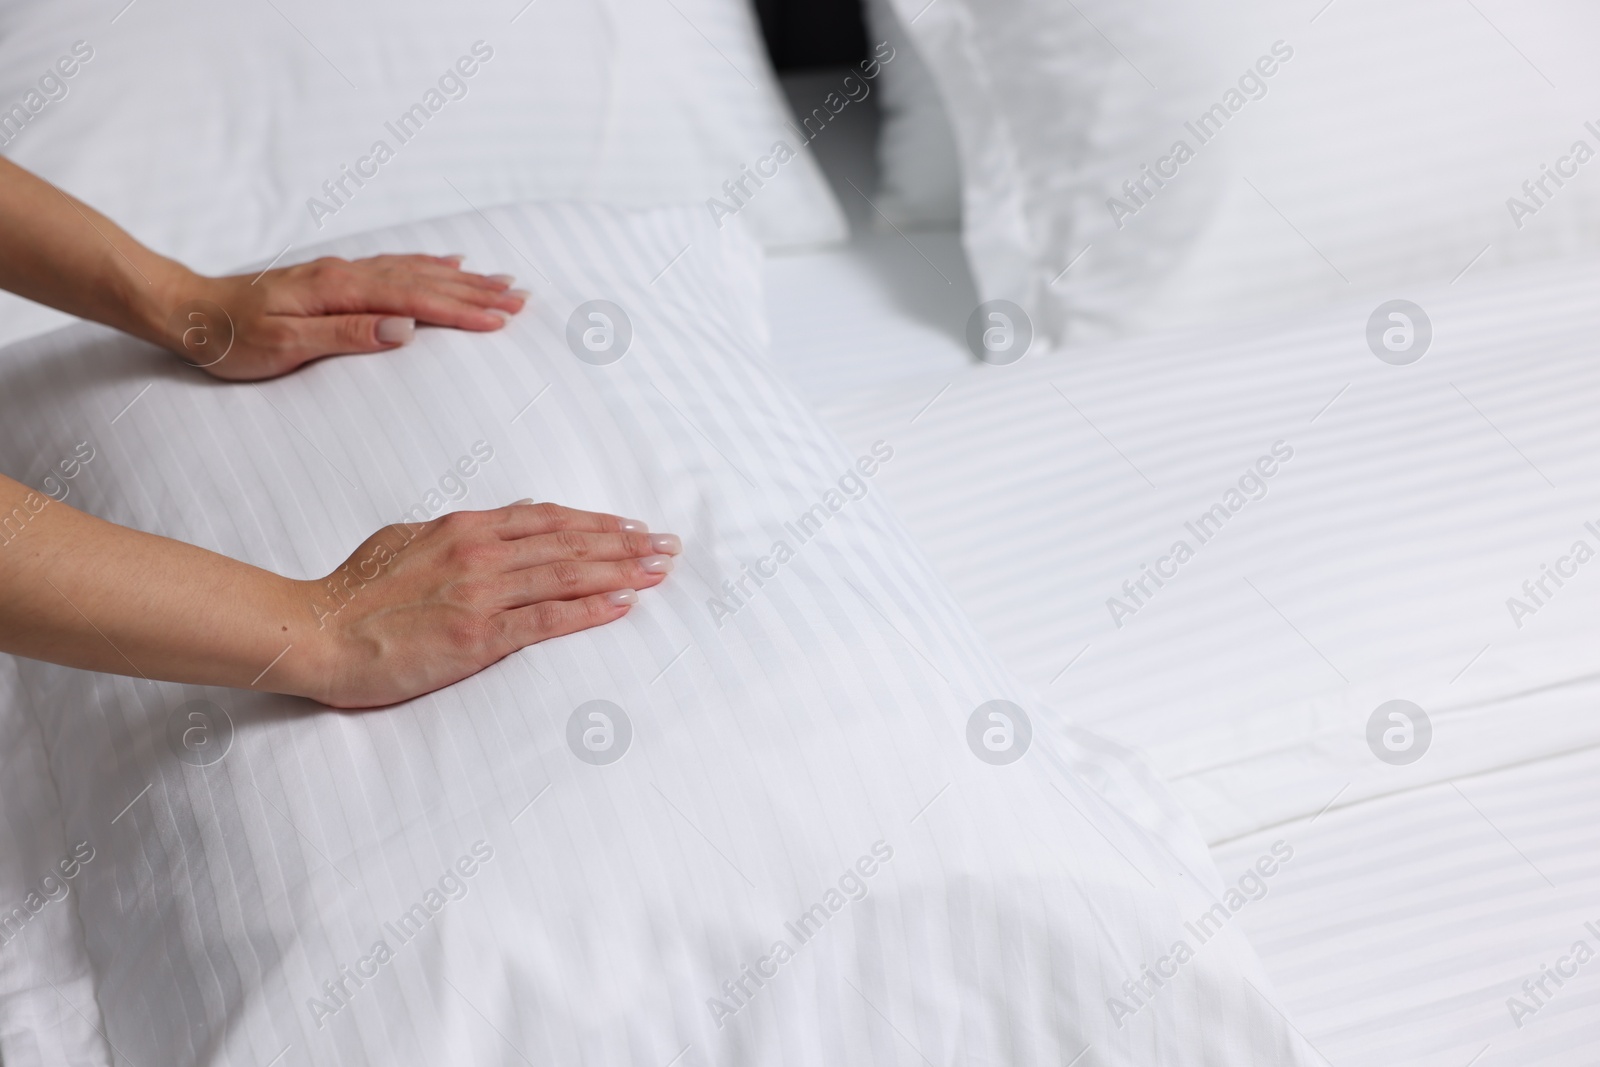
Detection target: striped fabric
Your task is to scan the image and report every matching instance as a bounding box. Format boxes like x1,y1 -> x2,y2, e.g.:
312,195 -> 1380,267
892,0 -> 1600,344
819,252 -> 1600,845
1215,743 -> 1600,1067
0,203 -> 1314,1066
0,0 -> 849,348
815,252 -> 1600,1066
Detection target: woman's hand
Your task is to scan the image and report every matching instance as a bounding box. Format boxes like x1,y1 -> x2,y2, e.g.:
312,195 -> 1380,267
166,254 -> 529,381
0,480 -> 681,710
297,501 -> 682,708
0,158 -> 525,380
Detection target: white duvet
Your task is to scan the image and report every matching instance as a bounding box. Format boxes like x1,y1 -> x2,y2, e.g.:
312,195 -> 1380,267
0,204 -> 1315,1067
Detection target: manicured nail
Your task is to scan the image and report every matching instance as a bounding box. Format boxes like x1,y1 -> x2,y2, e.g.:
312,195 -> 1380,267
649,533 -> 682,555
443,254 -> 465,264
377,316 -> 415,344
512,498 -> 534,505
606,588 -> 638,606
488,273 -> 516,286
619,519 -> 648,533
506,288 -> 531,303
640,554 -> 674,574
487,309 -> 510,324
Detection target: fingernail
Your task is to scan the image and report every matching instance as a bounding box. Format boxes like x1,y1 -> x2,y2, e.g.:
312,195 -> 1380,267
443,254 -> 465,264
487,309 -> 510,324
640,554 -> 674,574
649,533 -> 682,555
488,273 -> 516,286
606,588 -> 638,606
619,519 -> 649,533
512,498 -> 534,505
506,288 -> 531,303
377,316 -> 415,344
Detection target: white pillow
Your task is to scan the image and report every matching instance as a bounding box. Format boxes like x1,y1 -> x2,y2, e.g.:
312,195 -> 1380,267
0,202 -> 1315,1066
862,0 -> 962,229
890,0 -> 1600,345
0,0 -> 847,345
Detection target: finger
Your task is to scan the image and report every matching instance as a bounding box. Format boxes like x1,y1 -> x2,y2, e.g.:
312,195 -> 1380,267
354,255 -> 520,294
507,528 -> 680,568
287,313 -> 417,358
498,558 -> 671,610
303,262 -> 520,328
441,270 -> 519,293
404,275 -> 528,315
355,279 -> 518,331
500,589 -> 638,646
388,261 -> 518,294
495,500 -> 651,537
433,280 -> 529,312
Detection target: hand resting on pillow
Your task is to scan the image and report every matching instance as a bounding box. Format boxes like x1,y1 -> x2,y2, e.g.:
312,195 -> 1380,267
0,157 -> 526,380
181,251 -> 528,381
0,156 -> 679,707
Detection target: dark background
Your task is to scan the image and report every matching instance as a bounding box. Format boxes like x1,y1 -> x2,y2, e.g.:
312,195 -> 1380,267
752,0 -> 867,70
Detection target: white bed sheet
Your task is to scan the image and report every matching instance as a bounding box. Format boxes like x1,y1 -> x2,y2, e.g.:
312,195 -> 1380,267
763,230 -> 973,407
664,88 -> 1600,1060
817,253 -> 1600,840
1213,741 -> 1600,1067
803,251 -> 1600,1067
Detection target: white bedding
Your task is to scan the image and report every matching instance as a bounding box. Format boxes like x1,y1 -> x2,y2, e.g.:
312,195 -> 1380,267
0,0 -> 850,349
889,0 -> 1600,346
0,202 -> 1315,1067
819,253 -> 1600,836
814,252 -> 1600,1065
763,228 -> 973,407
1215,742 -> 1600,1067
672,83 -> 1600,1064
0,4 -> 1593,1062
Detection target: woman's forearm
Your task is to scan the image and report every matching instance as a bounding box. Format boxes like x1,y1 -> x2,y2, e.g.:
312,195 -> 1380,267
0,472 -> 679,707
0,155 -> 191,347
0,154 -> 529,380
0,472 -> 325,696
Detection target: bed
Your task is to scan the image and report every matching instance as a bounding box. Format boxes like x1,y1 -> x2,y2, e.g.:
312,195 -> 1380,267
761,10 -> 1600,1054
772,80 -> 1600,1067
804,239 -> 1600,1066
3,0 -> 1598,1064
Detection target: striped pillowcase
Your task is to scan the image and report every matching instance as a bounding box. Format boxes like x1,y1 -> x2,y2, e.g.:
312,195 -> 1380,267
892,0 -> 1600,345
0,203 -> 1315,1066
